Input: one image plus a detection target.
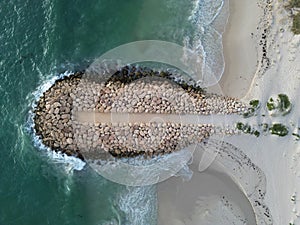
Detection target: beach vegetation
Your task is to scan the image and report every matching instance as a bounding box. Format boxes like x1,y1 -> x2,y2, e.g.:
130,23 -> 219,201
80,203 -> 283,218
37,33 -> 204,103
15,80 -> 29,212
253,130 -> 260,137
278,94 -> 291,109
236,122 -> 251,133
286,0 -> 300,34
288,0 -> 300,8
236,122 -> 244,130
269,123 -> 289,137
243,99 -> 260,118
267,97 -> 275,110
236,122 -> 260,137
250,99 -> 260,108
267,94 -> 292,116
292,13 -> 300,35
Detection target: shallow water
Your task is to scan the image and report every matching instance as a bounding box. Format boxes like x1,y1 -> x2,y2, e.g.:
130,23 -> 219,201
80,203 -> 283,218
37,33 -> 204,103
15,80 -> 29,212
0,0 -> 227,224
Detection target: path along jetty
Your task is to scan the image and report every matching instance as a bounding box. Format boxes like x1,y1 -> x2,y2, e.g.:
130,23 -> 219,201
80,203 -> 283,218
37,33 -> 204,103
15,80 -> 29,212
33,66 -> 248,160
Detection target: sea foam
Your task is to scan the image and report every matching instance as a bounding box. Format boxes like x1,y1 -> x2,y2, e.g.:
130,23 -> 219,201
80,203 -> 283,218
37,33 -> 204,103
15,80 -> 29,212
26,71 -> 86,172
184,0 -> 228,87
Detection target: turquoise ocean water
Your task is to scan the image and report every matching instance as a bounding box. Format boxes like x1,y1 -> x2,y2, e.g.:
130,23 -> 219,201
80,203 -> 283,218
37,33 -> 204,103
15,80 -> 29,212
0,0 -> 226,224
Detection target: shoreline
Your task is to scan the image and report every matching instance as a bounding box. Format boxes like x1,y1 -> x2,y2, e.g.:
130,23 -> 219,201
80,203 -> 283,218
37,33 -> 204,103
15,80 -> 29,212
159,0 -> 300,224
157,0 -> 271,224
217,0 -> 262,99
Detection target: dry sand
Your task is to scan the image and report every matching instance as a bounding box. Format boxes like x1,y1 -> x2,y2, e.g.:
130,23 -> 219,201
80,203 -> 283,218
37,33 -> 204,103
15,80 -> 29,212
239,1 -> 300,224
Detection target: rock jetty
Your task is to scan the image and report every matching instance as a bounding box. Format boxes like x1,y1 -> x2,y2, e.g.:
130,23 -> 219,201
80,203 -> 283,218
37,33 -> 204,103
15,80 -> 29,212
33,66 -> 248,160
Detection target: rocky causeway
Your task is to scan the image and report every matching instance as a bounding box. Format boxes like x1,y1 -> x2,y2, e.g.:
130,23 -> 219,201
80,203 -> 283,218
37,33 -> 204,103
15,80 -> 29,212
33,66 -> 249,160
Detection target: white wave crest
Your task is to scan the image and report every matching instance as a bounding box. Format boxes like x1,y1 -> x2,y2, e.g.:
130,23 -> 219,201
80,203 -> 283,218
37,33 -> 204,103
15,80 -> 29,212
26,71 -> 86,172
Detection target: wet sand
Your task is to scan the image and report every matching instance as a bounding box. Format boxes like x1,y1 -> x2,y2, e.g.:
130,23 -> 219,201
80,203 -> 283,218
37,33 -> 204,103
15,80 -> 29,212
157,160 -> 257,225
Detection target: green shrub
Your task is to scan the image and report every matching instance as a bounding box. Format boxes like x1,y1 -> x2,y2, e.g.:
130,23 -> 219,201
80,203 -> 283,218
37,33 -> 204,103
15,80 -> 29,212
288,0 -> 300,8
267,94 -> 292,116
250,99 -> 260,108
286,0 -> 300,34
269,124 -> 289,137
253,130 -> 260,137
292,13 -> 300,35
236,122 -> 260,137
243,99 -> 260,118
278,94 -> 291,109
266,97 -> 276,110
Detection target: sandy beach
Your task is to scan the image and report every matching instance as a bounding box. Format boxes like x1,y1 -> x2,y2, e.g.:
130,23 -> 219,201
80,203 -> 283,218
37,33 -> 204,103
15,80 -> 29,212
157,0 -> 300,224
218,0 -> 261,99
240,1 -> 300,223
